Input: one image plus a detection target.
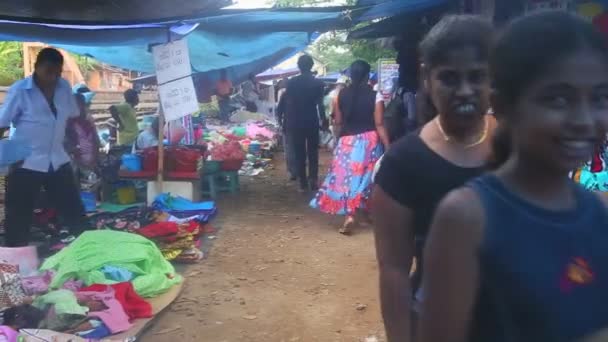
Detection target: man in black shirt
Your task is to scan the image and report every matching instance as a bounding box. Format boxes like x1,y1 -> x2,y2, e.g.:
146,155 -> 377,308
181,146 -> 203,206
279,55 -> 327,191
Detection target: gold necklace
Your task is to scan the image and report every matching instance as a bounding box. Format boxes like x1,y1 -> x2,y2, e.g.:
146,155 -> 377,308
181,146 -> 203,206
435,116 -> 489,149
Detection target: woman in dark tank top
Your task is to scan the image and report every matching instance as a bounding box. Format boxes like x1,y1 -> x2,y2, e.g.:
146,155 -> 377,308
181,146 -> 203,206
419,12 -> 608,342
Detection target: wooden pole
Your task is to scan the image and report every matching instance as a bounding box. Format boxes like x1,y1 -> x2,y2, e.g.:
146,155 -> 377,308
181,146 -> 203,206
157,104 -> 165,189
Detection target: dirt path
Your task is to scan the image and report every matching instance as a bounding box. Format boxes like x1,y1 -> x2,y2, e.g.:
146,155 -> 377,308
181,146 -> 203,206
144,152 -> 385,342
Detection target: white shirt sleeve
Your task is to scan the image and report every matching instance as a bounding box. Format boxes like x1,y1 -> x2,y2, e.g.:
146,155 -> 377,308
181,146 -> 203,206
0,85 -> 21,128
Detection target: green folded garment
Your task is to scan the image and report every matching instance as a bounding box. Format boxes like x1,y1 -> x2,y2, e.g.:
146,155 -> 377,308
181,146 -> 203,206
41,230 -> 182,297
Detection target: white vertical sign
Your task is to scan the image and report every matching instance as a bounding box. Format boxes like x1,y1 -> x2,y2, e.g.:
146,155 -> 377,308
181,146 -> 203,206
158,77 -> 199,122
152,39 -> 198,121
152,39 -> 192,85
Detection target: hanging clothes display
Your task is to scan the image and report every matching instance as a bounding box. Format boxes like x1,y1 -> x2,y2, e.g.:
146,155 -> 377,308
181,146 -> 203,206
572,138 -> 608,191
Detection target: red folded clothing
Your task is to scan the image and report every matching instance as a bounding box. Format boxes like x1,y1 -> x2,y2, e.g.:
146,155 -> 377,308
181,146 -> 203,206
138,222 -> 179,239
138,221 -> 200,242
81,282 -> 153,320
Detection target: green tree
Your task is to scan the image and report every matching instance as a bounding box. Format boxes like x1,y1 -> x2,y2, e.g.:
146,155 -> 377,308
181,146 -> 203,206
72,54 -> 99,79
273,0 -> 396,72
0,42 -> 24,86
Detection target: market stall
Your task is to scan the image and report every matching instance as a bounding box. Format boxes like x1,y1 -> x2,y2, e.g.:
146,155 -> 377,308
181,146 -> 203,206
0,2 -> 359,340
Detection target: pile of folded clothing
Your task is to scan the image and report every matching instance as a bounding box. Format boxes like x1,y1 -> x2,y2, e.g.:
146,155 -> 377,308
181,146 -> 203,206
0,230 -> 182,341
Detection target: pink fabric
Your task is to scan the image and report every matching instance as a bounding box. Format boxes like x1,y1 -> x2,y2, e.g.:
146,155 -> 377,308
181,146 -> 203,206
76,287 -> 132,334
246,123 -> 274,140
0,326 -> 18,342
80,283 -> 152,321
21,271 -> 83,296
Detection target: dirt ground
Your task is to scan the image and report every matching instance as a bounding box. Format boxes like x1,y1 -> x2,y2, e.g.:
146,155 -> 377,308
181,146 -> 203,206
144,151 -> 385,342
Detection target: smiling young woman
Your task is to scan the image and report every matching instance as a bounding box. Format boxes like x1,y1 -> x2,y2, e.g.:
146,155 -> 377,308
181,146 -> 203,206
419,11 -> 608,342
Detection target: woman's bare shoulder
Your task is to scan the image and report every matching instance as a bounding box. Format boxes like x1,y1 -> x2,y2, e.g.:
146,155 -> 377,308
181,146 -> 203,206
432,187 -> 486,242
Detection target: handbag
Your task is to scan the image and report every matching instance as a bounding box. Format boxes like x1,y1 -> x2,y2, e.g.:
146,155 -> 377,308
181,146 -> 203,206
0,263 -> 27,311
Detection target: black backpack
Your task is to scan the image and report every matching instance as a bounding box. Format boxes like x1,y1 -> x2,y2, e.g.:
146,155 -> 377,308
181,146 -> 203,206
383,89 -> 407,143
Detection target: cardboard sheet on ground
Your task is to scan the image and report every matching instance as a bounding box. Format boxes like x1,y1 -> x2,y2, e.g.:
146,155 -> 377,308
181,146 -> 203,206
20,281 -> 184,342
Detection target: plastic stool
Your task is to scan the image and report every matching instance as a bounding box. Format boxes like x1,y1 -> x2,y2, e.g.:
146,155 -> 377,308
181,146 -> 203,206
216,171 -> 240,194
201,174 -> 218,199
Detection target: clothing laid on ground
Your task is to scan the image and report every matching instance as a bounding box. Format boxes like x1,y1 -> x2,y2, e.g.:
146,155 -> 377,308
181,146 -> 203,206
76,287 -> 132,333
468,175 -> 608,342
0,326 -> 17,342
311,85 -> 383,215
374,132 -> 483,291
114,103 -> 138,146
80,283 -> 152,320
40,230 -> 182,298
33,289 -> 88,316
5,163 -> 85,247
311,131 -> 383,215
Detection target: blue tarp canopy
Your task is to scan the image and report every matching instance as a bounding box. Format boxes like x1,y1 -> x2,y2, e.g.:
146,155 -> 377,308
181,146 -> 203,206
0,7 -> 348,80
0,9 -> 349,46
184,9 -> 351,33
55,31 -> 313,74
0,21 -> 186,46
355,0 -> 449,22
256,67 -> 300,82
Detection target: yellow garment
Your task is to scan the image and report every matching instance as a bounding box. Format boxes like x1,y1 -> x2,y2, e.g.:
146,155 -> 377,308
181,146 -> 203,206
578,2 -> 603,20
115,102 -> 138,146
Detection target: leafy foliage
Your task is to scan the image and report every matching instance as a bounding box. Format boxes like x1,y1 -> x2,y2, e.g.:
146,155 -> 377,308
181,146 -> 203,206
273,0 -> 396,72
0,42 -> 23,86
72,54 -> 100,78
0,43 -> 101,85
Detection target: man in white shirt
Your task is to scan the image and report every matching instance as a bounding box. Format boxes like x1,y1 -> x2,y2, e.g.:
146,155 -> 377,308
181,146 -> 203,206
0,48 -> 85,247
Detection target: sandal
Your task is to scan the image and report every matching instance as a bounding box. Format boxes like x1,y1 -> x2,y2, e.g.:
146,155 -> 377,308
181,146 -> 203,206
339,216 -> 356,235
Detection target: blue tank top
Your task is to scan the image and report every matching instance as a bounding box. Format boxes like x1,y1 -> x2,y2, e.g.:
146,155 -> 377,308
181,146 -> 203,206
469,175 -> 608,342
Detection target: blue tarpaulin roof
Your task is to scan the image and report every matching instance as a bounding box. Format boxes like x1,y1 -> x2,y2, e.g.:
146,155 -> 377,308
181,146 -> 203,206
356,0 -> 449,22
0,9 -> 348,46
55,31 -> 312,74
184,9 -> 351,33
0,8 -> 346,78
256,67 -> 300,82
0,20 -> 186,46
